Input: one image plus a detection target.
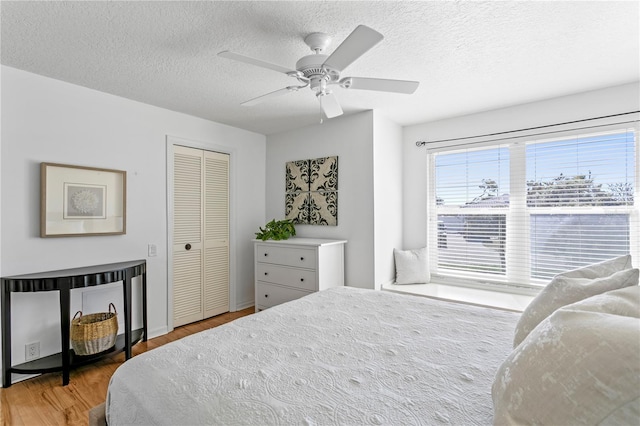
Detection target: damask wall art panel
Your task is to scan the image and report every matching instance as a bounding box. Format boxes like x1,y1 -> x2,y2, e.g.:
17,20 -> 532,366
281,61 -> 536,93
285,160 -> 308,193
285,156 -> 338,226
285,192 -> 310,224
309,156 -> 339,192
309,191 -> 338,226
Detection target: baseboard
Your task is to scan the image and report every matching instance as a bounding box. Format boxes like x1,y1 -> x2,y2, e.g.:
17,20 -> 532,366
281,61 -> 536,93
10,372 -> 40,385
5,326 -> 169,385
235,300 -> 255,311
148,326 -> 169,339
380,279 -> 396,287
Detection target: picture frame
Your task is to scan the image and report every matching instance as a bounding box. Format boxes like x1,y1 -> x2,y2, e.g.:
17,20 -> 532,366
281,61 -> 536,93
41,163 -> 126,237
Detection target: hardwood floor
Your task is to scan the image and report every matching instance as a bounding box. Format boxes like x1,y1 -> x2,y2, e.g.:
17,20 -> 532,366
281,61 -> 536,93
0,307 -> 254,426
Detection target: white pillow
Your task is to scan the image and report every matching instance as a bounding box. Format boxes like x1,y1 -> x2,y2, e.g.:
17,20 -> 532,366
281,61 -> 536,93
493,286 -> 640,425
394,247 -> 430,284
560,254 -> 633,279
513,255 -> 636,347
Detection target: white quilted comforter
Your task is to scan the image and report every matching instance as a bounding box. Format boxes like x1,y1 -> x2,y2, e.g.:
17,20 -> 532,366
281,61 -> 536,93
106,287 -> 518,425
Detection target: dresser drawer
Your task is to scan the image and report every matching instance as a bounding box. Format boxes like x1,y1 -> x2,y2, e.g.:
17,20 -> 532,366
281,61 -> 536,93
256,282 -> 311,308
254,238 -> 346,312
256,263 -> 317,291
256,245 -> 316,269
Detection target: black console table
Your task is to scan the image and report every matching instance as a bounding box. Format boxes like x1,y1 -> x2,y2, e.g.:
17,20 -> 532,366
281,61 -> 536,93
1,260 -> 147,387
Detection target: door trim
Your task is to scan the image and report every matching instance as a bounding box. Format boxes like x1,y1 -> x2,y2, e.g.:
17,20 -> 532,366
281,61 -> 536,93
166,135 -> 237,333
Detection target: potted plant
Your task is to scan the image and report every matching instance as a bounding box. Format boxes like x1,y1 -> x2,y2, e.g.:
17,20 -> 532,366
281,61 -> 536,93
255,219 -> 296,241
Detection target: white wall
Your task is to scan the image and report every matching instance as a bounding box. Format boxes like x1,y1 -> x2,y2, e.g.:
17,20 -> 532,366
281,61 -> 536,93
402,82 -> 640,250
266,111 -> 376,288
0,66 -> 266,375
372,111 -> 403,288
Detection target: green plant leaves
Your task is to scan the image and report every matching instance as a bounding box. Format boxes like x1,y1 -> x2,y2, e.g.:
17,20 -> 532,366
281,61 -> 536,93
255,219 -> 296,241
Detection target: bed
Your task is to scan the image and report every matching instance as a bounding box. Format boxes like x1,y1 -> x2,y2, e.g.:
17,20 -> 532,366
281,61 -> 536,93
106,287 -> 519,425
106,267 -> 640,426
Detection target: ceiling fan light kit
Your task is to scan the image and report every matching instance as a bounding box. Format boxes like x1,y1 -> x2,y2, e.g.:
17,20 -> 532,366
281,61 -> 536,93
219,25 -> 419,119
318,91 -> 343,119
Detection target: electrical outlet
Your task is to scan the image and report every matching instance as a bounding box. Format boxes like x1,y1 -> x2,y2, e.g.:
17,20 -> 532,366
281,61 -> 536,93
25,342 -> 40,361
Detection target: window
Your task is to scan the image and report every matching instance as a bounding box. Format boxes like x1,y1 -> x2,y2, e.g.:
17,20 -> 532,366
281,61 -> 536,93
427,128 -> 638,289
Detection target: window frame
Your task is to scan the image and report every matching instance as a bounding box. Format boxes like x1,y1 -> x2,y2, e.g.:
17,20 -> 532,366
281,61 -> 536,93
426,127 -> 639,292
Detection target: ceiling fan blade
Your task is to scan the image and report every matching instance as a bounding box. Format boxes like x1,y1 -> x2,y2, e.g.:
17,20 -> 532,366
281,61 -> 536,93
319,92 -> 343,118
340,77 -> 419,94
322,25 -> 384,72
242,87 -> 297,107
218,50 -> 299,76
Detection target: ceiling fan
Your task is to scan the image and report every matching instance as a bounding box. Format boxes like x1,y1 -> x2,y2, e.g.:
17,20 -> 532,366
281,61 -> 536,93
218,25 -> 419,119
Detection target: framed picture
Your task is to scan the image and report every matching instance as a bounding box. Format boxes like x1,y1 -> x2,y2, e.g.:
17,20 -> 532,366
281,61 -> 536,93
41,163 -> 126,237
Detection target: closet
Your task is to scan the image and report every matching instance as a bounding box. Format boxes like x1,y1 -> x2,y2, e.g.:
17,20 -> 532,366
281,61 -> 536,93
172,145 -> 229,327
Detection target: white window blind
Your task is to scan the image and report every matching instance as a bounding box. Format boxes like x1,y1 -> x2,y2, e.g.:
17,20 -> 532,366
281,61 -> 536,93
433,146 -> 510,277
428,127 -> 638,289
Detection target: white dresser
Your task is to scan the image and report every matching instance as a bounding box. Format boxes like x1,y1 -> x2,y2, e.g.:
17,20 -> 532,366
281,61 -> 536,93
254,238 -> 347,312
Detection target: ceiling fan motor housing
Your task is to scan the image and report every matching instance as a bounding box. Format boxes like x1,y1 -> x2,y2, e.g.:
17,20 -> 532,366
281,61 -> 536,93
296,54 -> 340,90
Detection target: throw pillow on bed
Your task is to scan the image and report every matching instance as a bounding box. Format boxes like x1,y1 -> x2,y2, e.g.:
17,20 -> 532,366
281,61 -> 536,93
493,286 -> 640,425
512,255 -> 636,347
394,247 -> 430,284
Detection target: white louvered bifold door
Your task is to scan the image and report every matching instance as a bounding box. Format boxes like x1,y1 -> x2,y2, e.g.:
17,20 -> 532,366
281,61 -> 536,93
172,146 -> 230,327
173,146 -> 204,327
203,151 -> 229,318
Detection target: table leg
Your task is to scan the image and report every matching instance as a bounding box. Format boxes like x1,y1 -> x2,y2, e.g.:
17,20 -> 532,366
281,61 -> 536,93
123,272 -> 132,359
2,280 -> 12,388
142,270 -> 148,342
60,279 -> 71,386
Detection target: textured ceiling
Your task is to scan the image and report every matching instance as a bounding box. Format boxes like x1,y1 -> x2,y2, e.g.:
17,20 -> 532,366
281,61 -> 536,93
2,1 -> 638,135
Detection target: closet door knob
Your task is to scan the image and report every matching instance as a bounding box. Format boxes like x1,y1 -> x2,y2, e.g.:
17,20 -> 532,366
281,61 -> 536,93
185,243 -> 192,251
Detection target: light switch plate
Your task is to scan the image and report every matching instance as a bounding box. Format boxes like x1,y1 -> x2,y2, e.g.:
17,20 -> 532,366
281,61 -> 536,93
148,244 -> 157,257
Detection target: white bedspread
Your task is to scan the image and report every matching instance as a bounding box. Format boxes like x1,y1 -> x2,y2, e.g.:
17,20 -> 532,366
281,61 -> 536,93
106,287 -> 518,425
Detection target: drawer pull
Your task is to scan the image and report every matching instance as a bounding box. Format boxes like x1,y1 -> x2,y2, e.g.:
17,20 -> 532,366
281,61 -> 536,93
264,294 -> 269,298
300,278 -> 304,282
300,257 -> 304,261
264,272 -> 268,276
264,253 -> 268,257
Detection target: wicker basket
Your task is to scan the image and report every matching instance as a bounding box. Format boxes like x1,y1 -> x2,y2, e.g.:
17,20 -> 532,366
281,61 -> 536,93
71,303 -> 118,356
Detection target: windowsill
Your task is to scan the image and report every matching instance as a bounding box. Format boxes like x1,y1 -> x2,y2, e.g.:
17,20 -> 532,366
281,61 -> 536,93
382,281 -> 535,312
